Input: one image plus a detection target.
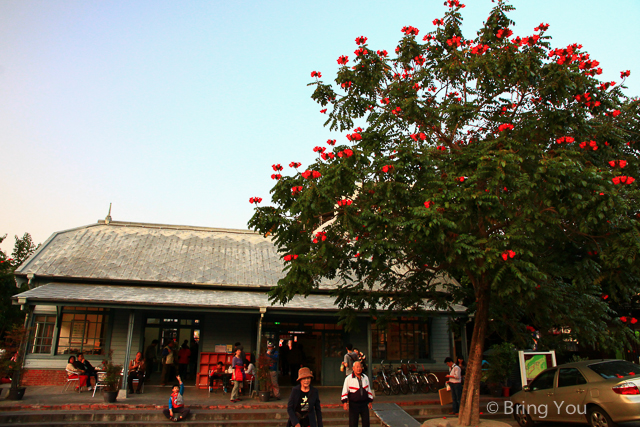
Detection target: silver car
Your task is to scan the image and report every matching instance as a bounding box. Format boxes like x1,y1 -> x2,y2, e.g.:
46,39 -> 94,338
510,359 -> 640,427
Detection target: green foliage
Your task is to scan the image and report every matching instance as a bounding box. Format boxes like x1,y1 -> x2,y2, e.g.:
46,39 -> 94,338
0,233 -> 39,338
256,352 -> 272,392
100,351 -> 123,392
249,0 -> 640,351
0,324 -> 29,387
485,342 -> 517,386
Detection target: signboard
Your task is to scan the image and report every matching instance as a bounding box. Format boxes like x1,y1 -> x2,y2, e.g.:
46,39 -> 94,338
518,351 -> 556,386
214,345 -> 228,353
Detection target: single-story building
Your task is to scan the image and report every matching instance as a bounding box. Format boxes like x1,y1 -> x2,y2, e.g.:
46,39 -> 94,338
12,219 -> 466,391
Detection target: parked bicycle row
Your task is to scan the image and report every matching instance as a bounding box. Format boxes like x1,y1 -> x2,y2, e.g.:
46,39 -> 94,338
372,361 -> 440,395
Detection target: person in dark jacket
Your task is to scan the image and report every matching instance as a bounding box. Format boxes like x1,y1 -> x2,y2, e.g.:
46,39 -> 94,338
287,367 -> 323,427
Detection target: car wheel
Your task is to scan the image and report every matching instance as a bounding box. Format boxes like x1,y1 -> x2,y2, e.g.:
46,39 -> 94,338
587,406 -> 616,427
513,405 -> 535,427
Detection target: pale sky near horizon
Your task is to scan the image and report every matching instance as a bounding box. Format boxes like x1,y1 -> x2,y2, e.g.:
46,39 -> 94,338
1,0 -> 639,253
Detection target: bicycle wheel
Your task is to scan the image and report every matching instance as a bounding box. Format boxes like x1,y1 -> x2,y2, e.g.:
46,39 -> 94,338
418,374 -> 430,392
389,375 -> 400,394
373,379 -> 381,392
382,379 -> 392,395
409,375 -> 419,393
427,373 -> 439,393
399,376 -> 409,394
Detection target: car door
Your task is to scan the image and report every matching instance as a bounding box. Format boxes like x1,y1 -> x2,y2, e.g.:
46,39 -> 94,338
523,368 -> 557,421
551,368 -> 588,422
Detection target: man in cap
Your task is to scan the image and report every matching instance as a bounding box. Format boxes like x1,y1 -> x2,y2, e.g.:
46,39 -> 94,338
341,361 -> 373,427
266,342 -> 281,400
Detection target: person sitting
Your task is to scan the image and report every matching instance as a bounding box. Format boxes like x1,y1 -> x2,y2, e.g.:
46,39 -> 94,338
209,361 -> 230,393
66,355 -> 89,391
244,356 -> 256,394
128,351 -> 147,394
77,353 -> 97,390
162,375 -> 190,422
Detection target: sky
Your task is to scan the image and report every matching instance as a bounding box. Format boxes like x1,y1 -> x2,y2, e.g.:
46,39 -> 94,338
1,0 -> 638,253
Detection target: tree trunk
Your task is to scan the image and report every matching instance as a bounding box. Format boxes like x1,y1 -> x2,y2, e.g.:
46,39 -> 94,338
458,281 -> 491,426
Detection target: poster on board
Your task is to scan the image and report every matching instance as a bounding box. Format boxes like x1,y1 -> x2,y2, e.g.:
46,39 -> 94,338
518,351 -> 556,387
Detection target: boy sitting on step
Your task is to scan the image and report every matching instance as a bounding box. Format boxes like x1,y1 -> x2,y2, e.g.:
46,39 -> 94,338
162,375 -> 191,422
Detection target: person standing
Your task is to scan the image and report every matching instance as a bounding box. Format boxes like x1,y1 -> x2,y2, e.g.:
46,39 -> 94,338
444,357 -> 462,416
161,341 -> 176,386
341,361 -> 373,427
230,348 -> 244,403
342,344 -> 358,377
178,342 -> 191,380
127,351 -> 146,394
266,342 -> 281,400
287,367 -> 323,427
162,375 -> 190,422
145,339 -> 159,381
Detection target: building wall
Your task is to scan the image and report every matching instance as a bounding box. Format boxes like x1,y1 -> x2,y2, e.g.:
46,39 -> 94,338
430,316 -> 452,371
201,312 -> 256,355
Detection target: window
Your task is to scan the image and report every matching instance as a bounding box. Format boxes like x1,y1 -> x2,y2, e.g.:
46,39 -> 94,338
588,360 -> 640,379
530,369 -> 556,391
371,317 -> 430,360
557,368 -> 587,387
29,315 -> 56,354
56,308 -> 109,355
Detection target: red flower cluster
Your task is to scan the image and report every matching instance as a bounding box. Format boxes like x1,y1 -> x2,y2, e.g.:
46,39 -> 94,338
413,83 -> 421,91
432,19 -> 444,26
556,136 -> 575,144
271,174 -> 282,180
470,44 -> 489,55
310,71 -> 322,78
337,199 -> 353,206
313,231 -> 327,243
423,34 -> 435,41
337,55 -> 349,65
598,82 -> 615,91
249,197 -> 263,204
320,109 -> 327,114
513,35 -> 539,47
612,110 -> 621,117
446,36 -> 462,47
574,92 -> 601,109
501,250 -> 516,261
498,123 -> 514,132
354,48 -> 369,57
414,55 -> 426,66
289,162 -> 301,168
346,132 -> 362,141
496,28 -> 513,39
377,50 -> 388,57
526,326 -> 536,333
380,98 -> 390,105
355,36 -> 367,45
337,149 -> 354,158
457,176 -> 465,182
301,170 -> 322,179
381,165 -> 394,173
621,70 -> 631,78
612,176 -> 635,185
609,160 -> 627,168
587,251 -> 598,256
621,317 -> 639,324
578,140 -> 598,150
424,200 -> 433,208
272,164 -> 283,171
341,81 -> 352,89
446,0 -> 465,7
321,152 -> 335,161
534,23 -> 549,31
283,254 -> 299,261
313,146 -> 327,154
291,186 -> 303,195
391,107 -> 402,115
436,146 -> 446,151
410,133 -> 427,141
401,26 -> 419,36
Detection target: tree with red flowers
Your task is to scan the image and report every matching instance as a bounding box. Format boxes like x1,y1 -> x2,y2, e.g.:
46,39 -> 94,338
249,1 -> 640,424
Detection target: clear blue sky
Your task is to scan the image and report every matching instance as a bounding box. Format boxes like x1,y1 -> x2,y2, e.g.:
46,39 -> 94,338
1,0 -> 638,252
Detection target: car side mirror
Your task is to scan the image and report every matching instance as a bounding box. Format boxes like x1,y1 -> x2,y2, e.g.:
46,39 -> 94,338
522,385 -> 530,392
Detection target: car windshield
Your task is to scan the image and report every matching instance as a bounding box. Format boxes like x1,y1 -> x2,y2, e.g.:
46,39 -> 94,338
588,360 -> 640,379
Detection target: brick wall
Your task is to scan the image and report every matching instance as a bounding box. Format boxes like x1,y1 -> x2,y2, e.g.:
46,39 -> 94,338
21,369 -> 68,386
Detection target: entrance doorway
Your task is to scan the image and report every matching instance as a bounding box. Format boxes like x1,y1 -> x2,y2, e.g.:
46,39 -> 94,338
143,316 -> 201,385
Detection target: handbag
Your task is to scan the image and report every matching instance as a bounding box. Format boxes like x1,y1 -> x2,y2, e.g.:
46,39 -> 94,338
232,365 -> 244,382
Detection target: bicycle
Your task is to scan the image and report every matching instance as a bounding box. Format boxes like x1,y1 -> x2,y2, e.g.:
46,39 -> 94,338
373,361 -> 393,396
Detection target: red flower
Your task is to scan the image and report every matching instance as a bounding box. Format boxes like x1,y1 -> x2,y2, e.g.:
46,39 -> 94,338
401,26 -> 419,36
337,55 -> 349,65
556,136 -> 575,144
376,50 -> 388,57
632,318 -> 639,324
508,250 -> 516,258
501,252 -> 508,261
337,199 -> 353,207
612,110 -> 621,117
272,164 -> 283,171
534,23 -> 549,31
498,123 -> 514,132
291,186 -> 303,195
289,162 -> 301,168
312,171 -> 322,178
602,294 -> 609,300
424,200 -> 433,208
613,176 -> 621,185
314,231 -> 327,242
457,176 -> 465,182
432,19 -> 444,26
413,83 -> 421,91
381,165 -> 394,173
320,109 -> 327,114
496,28 -> 513,39
341,81 -> 353,89
621,70 -> 631,78
355,36 -> 368,45
270,174 -> 282,180
310,71 -> 322,78
620,160 -> 628,168
343,149 -> 353,157
326,139 -> 336,146
380,98 -> 390,105
526,326 -> 536,333
249,197 -> 263,204
621,317 -> 628,323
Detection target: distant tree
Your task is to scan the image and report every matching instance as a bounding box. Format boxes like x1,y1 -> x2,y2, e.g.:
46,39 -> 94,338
0,233 -> 39,338
249,1 -> 639,424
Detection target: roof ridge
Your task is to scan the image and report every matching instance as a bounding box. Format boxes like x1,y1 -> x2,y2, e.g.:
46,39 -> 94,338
96,220 -> 260,235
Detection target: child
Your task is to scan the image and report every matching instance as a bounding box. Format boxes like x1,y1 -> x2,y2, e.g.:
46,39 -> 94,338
163,375 -> 190,422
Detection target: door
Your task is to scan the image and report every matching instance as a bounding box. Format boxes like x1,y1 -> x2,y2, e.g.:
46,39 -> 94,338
552,368 -> 588,421
524,368 -> 557,421
322,331 -> 344,385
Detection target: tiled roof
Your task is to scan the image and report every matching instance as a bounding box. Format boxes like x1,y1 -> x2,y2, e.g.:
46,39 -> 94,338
16,221 -> 290,289
13,282 -> 466,312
